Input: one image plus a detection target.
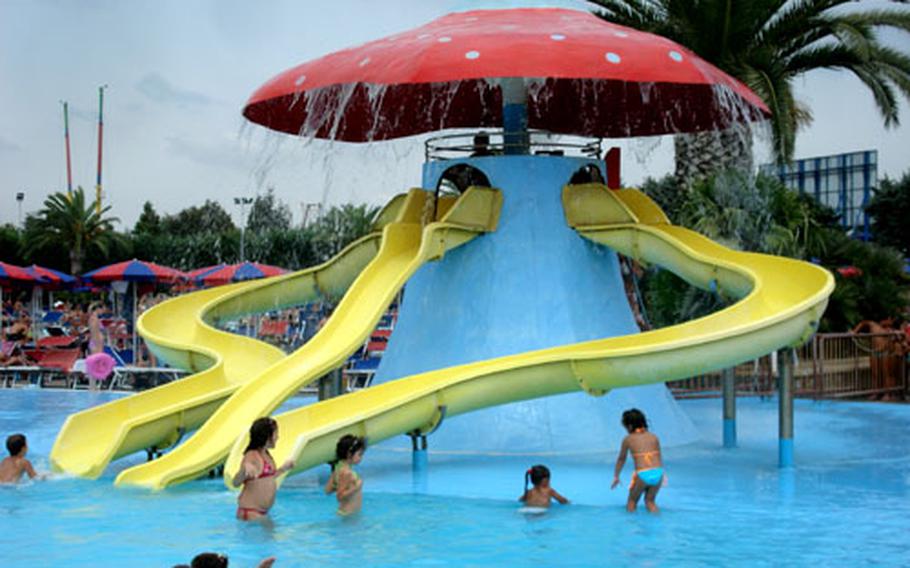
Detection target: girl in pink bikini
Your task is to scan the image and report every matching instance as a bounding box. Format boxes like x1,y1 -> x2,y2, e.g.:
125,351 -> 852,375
611,408 -> 665,513
232,417 -> 295,521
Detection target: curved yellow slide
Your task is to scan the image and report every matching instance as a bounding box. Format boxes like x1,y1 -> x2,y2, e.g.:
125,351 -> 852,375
114,187 -> 503,489
227,185 -> 834,485
50,193 -> 411,478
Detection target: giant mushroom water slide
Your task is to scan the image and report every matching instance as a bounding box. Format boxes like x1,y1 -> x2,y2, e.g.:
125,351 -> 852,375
52,8 -> 833,488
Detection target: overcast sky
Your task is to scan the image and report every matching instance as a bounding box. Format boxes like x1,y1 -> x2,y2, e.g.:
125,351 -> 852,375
2,0 -> 908,229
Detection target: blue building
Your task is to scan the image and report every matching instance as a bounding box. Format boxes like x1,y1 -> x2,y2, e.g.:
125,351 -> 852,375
761,150 -> 877,240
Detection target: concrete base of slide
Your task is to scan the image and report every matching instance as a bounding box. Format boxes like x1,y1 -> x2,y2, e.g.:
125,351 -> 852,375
371,154 -> 698,454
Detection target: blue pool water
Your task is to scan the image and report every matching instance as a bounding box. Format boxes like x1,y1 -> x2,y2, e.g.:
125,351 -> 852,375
1,389 -> 908,566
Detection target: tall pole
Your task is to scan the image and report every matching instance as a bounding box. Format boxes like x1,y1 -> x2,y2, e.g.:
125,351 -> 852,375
722,366 -> 737,448
234,197 -> 253,261
501,77 -> 529,155
62,101 -> 73,198
779,348 -> 795,468
16,192 -> 25,227
95,86 -> 107,215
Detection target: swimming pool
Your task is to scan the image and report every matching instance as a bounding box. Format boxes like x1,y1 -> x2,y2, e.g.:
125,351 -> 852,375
1,389 -> 908,566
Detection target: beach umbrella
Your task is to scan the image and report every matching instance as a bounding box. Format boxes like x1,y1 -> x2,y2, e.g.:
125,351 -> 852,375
243,7 -> 769,142
0,262 -> 36,338
185,264 -> 226,287
26,265 -> 77,288
199,262 -> 286,287
24,265 -> 76,341
82,259 -> 186,284
82,259 -> 187,358
0,261 -> 34,283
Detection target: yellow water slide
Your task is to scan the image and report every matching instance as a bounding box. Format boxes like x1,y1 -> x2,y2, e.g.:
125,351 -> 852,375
50,192 -> 411,478
112,187 -> 503,489
226,185 -> 834,486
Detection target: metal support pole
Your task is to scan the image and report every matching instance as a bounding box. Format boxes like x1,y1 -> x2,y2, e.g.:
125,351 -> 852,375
410,432 -> 428,473
409,432 -> 429,492
317,368 -> 342,401
501,77 -> 529,155
779,348 -> 795,468
722,367 -> 737,448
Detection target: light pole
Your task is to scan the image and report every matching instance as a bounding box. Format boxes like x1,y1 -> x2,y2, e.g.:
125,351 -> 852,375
234,196 -> 253,261
301,202 -> 322,228
15,192 -> 24,227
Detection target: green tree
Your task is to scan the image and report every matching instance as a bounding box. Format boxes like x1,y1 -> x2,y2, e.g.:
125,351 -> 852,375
246,188 -> 292,234
311,204 -> 381,262
590,0 -> 910,185
0,224 -> 24,264
866,171 -> 910,255
133,201 -> 162,235
23,187 -> 122,274
638,172 -> 905,330
161,200 -> 235,237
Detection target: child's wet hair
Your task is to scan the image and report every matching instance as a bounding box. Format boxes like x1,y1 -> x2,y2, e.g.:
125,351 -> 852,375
6,433 -> 26,456
524,464 -> 550,492
335,434 -> 367,463
622,408 -> 648,431
245,417 -> 277,453
190,552 -> 229,568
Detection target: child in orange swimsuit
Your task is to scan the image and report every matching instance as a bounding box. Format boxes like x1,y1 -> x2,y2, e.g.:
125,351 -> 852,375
611,408 -> 664,513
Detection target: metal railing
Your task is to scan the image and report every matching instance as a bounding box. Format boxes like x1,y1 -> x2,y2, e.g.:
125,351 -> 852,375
669,332 -> 908,400
425,129 -> 602,161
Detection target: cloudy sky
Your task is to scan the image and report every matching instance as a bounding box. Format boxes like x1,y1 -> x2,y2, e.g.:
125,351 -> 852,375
2,0 -> 909,229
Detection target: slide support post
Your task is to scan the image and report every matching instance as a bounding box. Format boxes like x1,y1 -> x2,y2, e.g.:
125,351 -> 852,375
779,349 -> 795,468
722,367 -> 737,448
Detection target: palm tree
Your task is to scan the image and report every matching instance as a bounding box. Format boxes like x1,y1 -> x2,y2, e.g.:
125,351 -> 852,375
25,187 -> 122,274
589,0 -> 910,185
311,203 -> 381,263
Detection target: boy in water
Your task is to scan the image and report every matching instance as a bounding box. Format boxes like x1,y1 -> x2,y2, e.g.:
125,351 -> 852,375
0,434 -> 39,483
611,409 -> 664,513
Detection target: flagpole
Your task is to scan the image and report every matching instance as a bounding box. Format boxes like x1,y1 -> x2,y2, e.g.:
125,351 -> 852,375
132,283 -> 138,363
62,101 -> 73,198
95,86 -> 107,215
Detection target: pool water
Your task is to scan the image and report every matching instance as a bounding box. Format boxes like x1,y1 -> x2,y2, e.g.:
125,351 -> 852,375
1,389 -> 908,566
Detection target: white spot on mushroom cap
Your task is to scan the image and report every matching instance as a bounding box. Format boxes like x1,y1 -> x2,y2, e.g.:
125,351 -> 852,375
438,36 -> 452,43
294,75 -> 307,86
605,52 -> 621,64
669,50 -> 684,62
551,34 -> 566,41
359,57 -> 371,67
465,50 -> 480,60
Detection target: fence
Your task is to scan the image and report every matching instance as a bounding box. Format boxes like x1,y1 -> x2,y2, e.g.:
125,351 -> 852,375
669,332 -> 908,400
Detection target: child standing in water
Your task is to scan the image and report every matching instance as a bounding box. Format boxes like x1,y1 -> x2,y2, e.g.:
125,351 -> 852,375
325,434 -> 366,516
0,434 -> 39,483
232,417 -> 294,522
611,409 -> 664,513
519,464 -> 569,509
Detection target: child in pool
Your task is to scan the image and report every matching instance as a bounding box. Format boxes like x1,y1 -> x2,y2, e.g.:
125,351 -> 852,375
519,464 -> 569,508
0,434 -> 38,483
232,417 -> 294,522
324,434 -> 366,516
611,408 -> 664,513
